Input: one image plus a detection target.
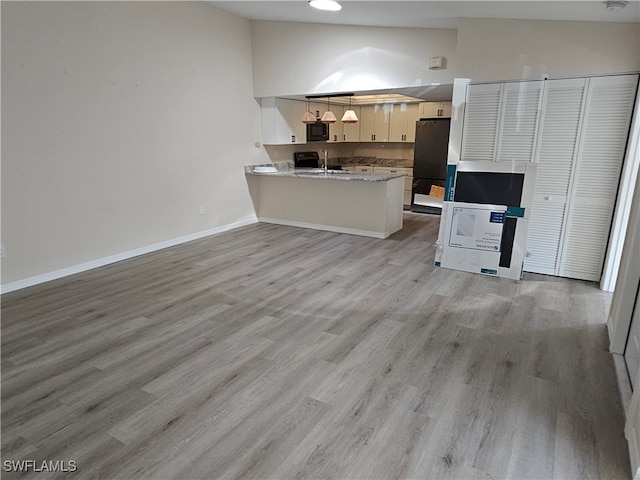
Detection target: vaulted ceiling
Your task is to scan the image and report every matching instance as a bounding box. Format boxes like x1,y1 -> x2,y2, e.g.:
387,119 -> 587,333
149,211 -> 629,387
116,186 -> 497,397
210,1 -> 639,29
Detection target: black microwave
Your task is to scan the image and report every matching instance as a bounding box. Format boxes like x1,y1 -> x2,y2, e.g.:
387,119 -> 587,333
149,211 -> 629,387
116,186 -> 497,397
307,120 -> 329,142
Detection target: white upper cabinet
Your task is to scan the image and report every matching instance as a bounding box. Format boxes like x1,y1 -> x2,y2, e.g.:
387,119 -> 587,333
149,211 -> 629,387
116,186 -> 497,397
261,98 -> 307,145
388,103 -> 419,142
261,99 -> 437,144
309,101 -> 325,122
342,106 -> 361,142
359,104 -> 391,142
327,105 -> 344,143
418,101 -> 452,118
312,102 -> 360,142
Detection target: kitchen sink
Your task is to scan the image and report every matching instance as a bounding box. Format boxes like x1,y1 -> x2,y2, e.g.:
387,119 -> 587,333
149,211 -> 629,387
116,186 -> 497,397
296,168 -> 350,174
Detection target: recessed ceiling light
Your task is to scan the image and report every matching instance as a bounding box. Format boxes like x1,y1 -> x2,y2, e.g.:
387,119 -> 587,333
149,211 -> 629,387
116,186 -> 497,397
309,0 -> 342,12
605,0 -> 628,11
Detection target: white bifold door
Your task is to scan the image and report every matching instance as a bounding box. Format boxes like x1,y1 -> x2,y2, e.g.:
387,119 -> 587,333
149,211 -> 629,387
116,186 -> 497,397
461,74 -> 638,282
523,75 -> 638,281
524,78 -> 588,276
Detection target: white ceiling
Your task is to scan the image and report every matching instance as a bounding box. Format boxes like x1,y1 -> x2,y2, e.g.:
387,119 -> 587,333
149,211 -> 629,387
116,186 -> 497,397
210,1 -> 639,29
209,0 -> 638,102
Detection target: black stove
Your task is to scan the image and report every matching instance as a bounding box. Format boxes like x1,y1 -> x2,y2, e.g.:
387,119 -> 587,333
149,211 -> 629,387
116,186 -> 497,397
294,151 -> 319,168
293,151 -> 342,170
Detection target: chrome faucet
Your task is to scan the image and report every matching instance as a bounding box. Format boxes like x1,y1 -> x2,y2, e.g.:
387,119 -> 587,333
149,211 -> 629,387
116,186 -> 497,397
322,149 -> 328,173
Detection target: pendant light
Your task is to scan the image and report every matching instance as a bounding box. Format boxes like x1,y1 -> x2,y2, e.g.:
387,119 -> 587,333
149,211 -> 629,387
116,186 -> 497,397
341,95 -> 358,124
321,97 -> 337,124
302,97 -> 317,124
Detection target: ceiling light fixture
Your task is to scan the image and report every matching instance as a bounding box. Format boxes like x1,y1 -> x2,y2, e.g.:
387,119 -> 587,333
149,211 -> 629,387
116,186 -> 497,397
305,93 -> 355,124
341,95 -> 358,124
321,97 -> 337,124
309,0 -> 342,12
604,0 -> 628,11
302,97 -> 317,124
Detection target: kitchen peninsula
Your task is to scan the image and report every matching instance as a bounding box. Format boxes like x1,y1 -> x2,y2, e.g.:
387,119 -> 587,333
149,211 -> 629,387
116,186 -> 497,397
245,162 -> 405,238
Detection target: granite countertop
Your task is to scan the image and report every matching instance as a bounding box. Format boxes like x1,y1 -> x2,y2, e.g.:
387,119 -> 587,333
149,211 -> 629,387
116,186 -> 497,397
245,162 -> 405,182
336,156 -> 413,168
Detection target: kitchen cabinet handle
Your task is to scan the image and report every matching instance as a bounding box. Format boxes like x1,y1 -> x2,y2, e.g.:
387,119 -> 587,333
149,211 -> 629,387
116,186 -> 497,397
291,135 -> 295,142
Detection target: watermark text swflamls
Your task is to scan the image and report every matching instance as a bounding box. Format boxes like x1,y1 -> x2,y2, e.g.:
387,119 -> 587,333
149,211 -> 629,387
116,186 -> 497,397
3,460 -> 77,473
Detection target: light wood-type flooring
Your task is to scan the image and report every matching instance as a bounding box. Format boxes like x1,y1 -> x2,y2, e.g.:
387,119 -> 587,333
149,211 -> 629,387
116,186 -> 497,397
1,213 -> 630,479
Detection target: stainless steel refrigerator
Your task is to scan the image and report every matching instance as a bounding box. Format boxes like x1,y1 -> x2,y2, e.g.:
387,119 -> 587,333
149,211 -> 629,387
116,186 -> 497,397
411,118 -> 450,214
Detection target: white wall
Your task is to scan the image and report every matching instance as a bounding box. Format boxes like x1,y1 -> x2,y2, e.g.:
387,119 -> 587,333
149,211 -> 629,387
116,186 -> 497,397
608,169 -> 640,475
609,166 -> 640,353
455,18 -> 640,81
251,21 -> 458,97
251,18 -> 639,98
1,2 -> 267,289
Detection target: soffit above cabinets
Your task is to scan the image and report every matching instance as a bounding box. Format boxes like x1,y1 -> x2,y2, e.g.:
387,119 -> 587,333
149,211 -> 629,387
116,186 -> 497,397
280,84 -> 454,105
342,93 -> 428,105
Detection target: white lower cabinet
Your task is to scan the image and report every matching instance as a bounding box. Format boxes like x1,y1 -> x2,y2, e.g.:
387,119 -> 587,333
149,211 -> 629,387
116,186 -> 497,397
342,165 -> 375,173
373,166 -> 413,206
342,165 -> 412,205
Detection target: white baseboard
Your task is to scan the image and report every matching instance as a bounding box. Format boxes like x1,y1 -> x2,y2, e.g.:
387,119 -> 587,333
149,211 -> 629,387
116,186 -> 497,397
258,217 -> 388,239
1,217 -> 258,294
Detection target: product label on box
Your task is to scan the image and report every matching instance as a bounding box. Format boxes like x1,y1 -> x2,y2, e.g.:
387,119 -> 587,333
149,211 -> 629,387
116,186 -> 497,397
449,207 -> 505,251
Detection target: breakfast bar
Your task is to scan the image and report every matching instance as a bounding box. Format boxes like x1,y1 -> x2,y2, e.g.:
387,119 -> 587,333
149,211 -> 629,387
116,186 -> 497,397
245,162 -> 405,238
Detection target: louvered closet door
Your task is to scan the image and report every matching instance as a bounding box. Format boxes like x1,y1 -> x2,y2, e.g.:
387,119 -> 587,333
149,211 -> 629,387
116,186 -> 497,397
559,74 -> 639,281
497,81 -> 543,163
524,78 -> 587,275
461,83 -> 502,161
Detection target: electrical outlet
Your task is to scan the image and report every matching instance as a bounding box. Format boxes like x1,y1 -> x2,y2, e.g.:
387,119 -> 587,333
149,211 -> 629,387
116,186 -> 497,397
199,205 -> 205,215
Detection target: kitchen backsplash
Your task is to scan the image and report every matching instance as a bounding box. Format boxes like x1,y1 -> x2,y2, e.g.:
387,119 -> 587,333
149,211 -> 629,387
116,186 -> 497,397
263,142 -> 414,168
335,156 -> 413,168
